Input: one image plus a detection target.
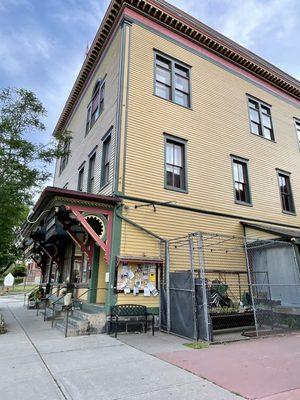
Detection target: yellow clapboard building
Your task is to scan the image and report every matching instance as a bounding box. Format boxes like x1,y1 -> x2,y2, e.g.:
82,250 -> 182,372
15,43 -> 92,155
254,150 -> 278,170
21,0 -> 300,337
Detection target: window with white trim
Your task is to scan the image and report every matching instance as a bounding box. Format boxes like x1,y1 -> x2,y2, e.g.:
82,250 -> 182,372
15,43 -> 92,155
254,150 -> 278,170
59,140 -> 70,175
87,152 -> 96,193
165,135 -> 187,191
86,79 -> 105,135
232,157 -> 251,205
277,171 -> 295,214
101,133 -> 111,188
155,53 -> 191,108
77,166 -> 84,192
295,119 -> 300,148
248,97 -> 274,141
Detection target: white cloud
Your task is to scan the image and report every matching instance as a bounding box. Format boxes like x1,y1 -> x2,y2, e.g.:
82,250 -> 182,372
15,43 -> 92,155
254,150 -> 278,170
52,0 -> 110,34
217,0 -> 297,48
168,0 -> 298,48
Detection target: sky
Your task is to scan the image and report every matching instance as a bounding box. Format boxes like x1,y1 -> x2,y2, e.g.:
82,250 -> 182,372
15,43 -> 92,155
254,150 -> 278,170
0,0 -> 299,183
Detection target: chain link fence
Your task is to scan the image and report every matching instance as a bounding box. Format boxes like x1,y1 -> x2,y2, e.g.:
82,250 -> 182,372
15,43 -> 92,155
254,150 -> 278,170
160,232 -> 300,342
246,239 -> 300,337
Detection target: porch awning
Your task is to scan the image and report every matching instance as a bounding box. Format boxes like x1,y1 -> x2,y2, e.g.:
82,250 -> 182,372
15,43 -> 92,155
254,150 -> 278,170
242,222 -> 300,239
20,186 -> 121,265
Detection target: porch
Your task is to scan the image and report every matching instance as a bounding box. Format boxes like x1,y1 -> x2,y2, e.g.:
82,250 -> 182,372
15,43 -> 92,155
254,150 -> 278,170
20,187 -> 120,334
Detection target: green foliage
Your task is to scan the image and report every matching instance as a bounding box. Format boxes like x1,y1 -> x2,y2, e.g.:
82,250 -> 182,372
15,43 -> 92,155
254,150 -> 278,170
0,87 -> 71,274
10,264 -> 27,277
28,286 -> 44,301
183,341 -> 209,349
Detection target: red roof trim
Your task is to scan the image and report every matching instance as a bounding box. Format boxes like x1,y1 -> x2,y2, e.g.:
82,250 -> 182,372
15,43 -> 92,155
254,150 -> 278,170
33,186 -> 120,213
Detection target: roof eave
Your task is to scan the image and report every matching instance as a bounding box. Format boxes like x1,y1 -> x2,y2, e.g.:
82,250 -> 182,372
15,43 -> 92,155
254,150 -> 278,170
54,0 -> 300,136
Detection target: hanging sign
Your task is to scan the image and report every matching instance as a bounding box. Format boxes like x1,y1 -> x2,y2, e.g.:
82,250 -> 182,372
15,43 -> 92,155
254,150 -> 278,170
4,273 -> 15,287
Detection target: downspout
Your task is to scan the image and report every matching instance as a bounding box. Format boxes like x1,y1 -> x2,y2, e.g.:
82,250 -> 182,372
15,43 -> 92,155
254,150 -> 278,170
115,205 -> 165,242
115,204 -> 171,331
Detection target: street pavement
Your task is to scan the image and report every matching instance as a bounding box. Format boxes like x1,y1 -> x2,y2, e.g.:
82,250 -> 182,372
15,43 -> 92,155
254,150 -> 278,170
0,295 -> 241,400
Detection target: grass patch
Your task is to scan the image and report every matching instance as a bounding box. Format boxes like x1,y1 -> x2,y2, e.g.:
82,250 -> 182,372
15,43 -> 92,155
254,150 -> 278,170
183,341 -> 209,349
0,284 -> 36,295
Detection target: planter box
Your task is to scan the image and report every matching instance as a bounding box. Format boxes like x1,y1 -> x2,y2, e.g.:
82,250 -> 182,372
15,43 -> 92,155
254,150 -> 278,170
210,311 -> 255,330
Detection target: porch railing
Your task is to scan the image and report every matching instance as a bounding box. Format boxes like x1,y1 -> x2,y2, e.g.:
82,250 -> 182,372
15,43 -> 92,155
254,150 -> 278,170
41,285 -> 64,320
23,285 -> 41,308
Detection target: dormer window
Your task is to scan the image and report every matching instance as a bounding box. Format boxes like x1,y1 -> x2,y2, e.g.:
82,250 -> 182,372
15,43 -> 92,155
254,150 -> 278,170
86,79 -> 105,135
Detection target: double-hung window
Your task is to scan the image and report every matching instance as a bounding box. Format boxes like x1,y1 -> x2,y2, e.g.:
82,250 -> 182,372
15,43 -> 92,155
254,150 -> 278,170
165,135 -> 187,192
155,53 -> 191,108
232,157 -> 251,205
277,171 -> 295,214
87,152 -> 96,193
101,132 -> 111,188
294,119 -> 300,148
59,140 -> 70,175
86,79 -> 105,135
77,165 -> 85,192
248,97 -> 274,141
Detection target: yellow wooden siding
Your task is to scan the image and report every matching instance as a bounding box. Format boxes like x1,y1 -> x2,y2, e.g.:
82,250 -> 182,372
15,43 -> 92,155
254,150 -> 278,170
245,226 -> 281,240
123,23 -> 300,227
121,201 -> 245,270
117,293 -> 159,307
53,29 -> 121,195
76,288 -> 88,301
118,200 -> 251,307
121,200 -> 244,254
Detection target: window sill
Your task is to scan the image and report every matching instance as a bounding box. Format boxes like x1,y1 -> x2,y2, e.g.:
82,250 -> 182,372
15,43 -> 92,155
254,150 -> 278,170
235,200 -> 253,207
99,181 -> 110,191
250,132 -> 276,143
282,210 -> 297,216
164,185 -> 188,194
154,93 -> 193,111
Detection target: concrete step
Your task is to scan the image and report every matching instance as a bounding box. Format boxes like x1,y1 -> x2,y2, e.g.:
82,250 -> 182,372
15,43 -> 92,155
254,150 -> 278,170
54,308 -> 107,336
67,316 -> 89,330
55,321 -> 80,337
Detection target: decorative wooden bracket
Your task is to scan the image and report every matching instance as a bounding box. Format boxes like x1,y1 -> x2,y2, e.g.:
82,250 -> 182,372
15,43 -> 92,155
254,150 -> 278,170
41,244 -> 61,270
64,205 -> 113,264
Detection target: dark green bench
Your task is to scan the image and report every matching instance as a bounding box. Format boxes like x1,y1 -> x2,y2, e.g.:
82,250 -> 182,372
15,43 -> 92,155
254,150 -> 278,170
109,304 -> 155,338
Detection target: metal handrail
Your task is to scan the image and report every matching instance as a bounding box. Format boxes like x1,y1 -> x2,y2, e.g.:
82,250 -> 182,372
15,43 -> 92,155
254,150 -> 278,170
23,285 -> 40,307
64,287 -> 103,338
42,286 -> 62,320
51,293 -> 67,328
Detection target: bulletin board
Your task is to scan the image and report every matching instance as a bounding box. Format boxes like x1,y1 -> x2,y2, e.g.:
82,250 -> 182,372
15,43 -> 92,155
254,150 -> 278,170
116,261 -> 160,297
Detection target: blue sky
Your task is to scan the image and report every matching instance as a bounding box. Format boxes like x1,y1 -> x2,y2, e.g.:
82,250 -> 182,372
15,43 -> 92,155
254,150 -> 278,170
0,0 -> 299,181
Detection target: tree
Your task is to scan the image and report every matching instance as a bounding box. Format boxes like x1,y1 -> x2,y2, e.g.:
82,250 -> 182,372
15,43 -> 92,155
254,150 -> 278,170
0,87 -> 71,274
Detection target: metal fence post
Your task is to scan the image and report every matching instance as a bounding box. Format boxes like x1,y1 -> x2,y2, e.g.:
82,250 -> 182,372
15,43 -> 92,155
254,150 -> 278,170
188,236 -> 198,341
243,237 -> 259,337
197,233 -> 211,342
165,240 -> 171,333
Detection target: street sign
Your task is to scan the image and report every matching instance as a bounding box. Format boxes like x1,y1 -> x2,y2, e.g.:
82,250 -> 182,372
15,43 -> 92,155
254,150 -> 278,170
4,273 -> 14,287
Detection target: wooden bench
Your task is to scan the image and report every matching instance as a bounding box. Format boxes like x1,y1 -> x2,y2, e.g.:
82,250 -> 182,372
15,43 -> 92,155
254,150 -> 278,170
109,304 -> 155,338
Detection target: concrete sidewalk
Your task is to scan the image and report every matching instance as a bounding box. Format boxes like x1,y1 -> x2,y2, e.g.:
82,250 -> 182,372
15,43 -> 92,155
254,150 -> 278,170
156,335 -> 300,400
0,297 -> 241,400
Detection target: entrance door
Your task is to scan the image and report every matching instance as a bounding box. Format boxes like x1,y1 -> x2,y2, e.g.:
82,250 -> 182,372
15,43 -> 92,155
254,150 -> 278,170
72,245 -> 91,286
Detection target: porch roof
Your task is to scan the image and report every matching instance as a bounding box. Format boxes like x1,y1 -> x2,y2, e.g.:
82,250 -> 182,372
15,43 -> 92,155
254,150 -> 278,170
242,222 -> 300,239
21,186 -> 120,238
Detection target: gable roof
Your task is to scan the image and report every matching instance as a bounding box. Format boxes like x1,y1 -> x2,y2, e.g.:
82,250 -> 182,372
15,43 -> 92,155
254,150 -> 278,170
54,0 -> 300,135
